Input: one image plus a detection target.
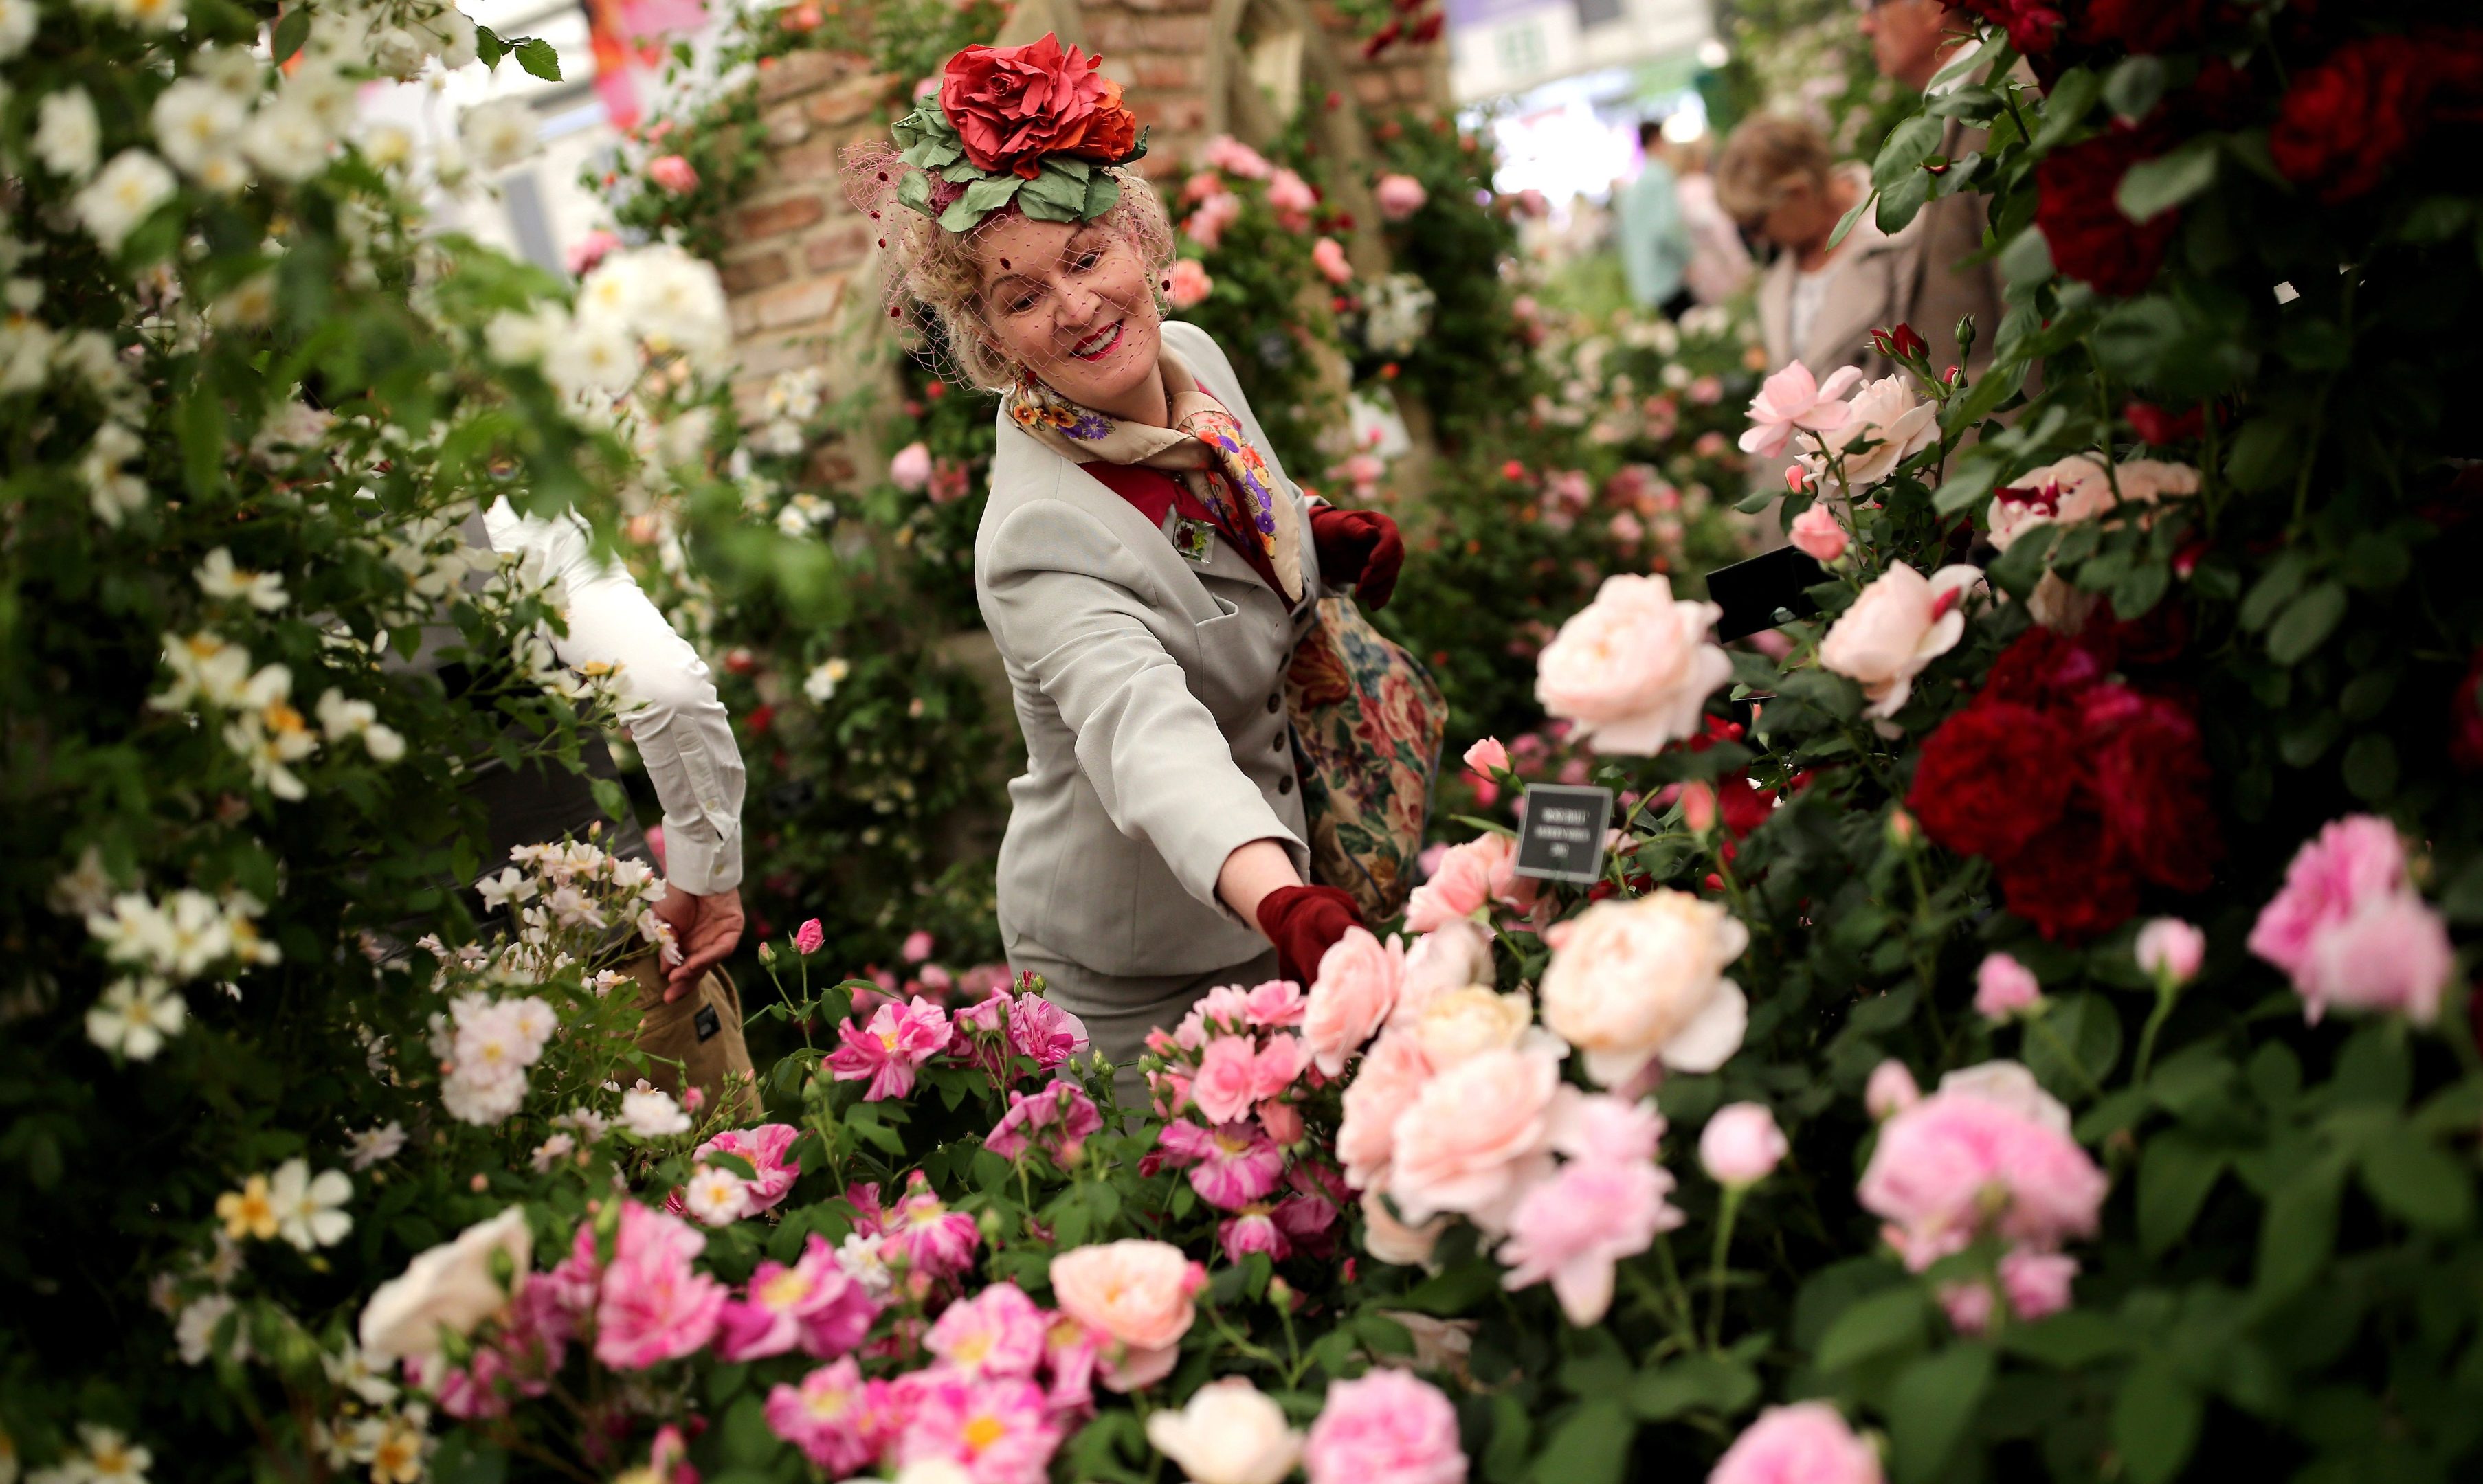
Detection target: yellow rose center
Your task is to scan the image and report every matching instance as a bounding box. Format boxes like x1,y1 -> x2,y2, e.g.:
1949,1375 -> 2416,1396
964,1415 -> 1007,1453
759,1269 -> 812,1308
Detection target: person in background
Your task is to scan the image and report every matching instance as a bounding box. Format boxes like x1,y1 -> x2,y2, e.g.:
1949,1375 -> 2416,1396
1615,118 -> 1694,317
1670,134 -> 1755,306
1858,0 -> 2007,379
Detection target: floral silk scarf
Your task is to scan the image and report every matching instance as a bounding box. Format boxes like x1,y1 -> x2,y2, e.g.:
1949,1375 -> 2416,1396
1005,344 -> 1305,604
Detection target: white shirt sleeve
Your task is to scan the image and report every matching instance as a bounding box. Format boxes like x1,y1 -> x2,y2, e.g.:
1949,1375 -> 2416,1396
483,500 -> 746,895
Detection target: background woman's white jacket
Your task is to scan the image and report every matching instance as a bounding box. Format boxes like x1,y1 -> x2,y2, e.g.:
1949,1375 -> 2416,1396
973,320 -> 1324,980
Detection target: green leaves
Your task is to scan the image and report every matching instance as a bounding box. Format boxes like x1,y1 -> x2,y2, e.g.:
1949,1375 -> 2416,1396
1816,1284 -> 1934,1373
512,38 -> 563,81
271,5 -> 311,63
2137,1132 -> 2228,1256
1889,1343 -> 1994,1483
2113,1354 -> 2203,1484
2117,138 -> 2219,223
939,175 -> 1023,232
2264,581 -> 2347,664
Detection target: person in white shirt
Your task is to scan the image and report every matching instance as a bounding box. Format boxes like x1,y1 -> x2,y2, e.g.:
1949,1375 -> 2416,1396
479,501 -> 748,1002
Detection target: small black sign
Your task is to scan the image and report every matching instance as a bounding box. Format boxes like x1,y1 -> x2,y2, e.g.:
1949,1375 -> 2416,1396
1513,785 -> 1616,884
1708,546 -> 1827,641
693,1003 -> 722,1043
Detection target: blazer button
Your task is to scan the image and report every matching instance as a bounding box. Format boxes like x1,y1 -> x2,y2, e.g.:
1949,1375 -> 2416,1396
1272,732 -> 1284,751
1278,775 -> 1293,795
1266,694 -> 1281,712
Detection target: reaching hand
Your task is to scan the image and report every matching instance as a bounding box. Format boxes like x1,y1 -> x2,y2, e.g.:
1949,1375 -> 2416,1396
649,885 -> 746,1002
1306,506 -> 1405,610
1254,883 -> 1367,987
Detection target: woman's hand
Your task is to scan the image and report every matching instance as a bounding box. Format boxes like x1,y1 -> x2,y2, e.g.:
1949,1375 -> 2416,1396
1307,506 -> 1404,609
1254,884 -> 1367,988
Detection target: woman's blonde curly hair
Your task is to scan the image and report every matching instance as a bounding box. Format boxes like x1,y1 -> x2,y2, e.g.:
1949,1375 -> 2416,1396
849,155 -> 1178,392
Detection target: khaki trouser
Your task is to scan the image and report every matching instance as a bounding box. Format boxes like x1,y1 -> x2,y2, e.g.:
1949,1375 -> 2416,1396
630,956 -> 759,1121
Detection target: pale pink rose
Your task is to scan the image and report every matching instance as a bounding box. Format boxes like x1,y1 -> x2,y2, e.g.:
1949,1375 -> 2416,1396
1181,170 -> 1224,204
1609,510 -> 1645,548
1463,736 -> 1509,778
1303,1369 -> 1466,1484
1816,563 -> 1983,719
1304,927 -> 1404,1075
1857,1089 -> 2107,1271
1387,1039 -> 1562,1229
2133,918 -> 2205,985
1739,361 -> 1862,460
1535,574 -> 1733,754
900,930 -> 934,963
1267,168 -> 1316,216
1241,978 -> 1308,1028
1311,236 -> 1353,284
1396,919 -> 1494,1025
1049,1241 -> 1204,1391
1374,172 -> 1428,221
1191,1035 -> 1261,1125
1984,454 -> 2109,553
2113,458 -> 2201,508
1797,373 -> 1939,491
1201,134 -> 1273,181
889,440 -> 933,493
1548,1088 -> 1664,1165
566,229 -> 621,276
1402,833 -> 1535,934
1164,257 -> 1214,309
1498,1156 -> 1681,1325
1689,374 -> 1724,405
1358,1187 -> 1447,1267
1938,1060 -> 2070,1133
591,1202 -> 727,1369
1787,504 -> 1847,562
1250,1034 -> 1306,1099
2300,889 -> 2454,1026
1184,192 -> 1243,249
2248,813 -> 2407,982
1539,890 -> 1748,1087
1337,1026 -> 1435,1190
1259,1099 -> 1304,1145
924,1280 -> 1047,1380
647,153 -> 699,194
1698,1102 -> 1788,1187
1864,1059 -> 1919,1120
1940,1247 -> 2078,1336
1711,1402 -> 1882,1484
1972,952 -> 2043,1022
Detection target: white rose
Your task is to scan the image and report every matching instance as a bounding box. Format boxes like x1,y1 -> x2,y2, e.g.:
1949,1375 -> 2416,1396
1984,454 -> 2108,552
460,98 -> 539,172
0,0 -> 40,60
357,1207 -> 531,1363
369,25 -> 430,79
1144,1378 -> 1304,1484
1535,573 -> 1733,754
72,150 -> 178,254
153,79 -> 248,178
242,100 -> 335,183
1394,917 -> 1494,1024
1798,373 -> 1939,491
1815,563 -> 1983,719
620,1086 -> 690,1136
36,87 -> 100,180
1539,890 -> 1748,1088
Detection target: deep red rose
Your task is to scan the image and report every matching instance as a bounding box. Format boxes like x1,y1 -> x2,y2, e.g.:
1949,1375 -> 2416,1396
1997,816 -> 2139,942
1715,770 -> 1775,840
1907,701 -> 2080,862
2453,649 -> 2483,773
2036,128 -> 2181,297
2084,688 -> 2220,892
2124,400 -> 2204,445
1958,0 -> 2068,55
2074,0 -> 2218,54
939,33 -> 1139,181
1981,625 -> 2117,710
2104,601 -> 2192,668
2269,36 -> 2429,202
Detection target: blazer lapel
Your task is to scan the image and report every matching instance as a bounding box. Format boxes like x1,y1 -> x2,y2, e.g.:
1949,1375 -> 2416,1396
989,418 -> 1228,627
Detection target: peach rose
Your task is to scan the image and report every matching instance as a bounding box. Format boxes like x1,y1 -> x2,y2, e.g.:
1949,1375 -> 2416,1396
1816,563 -> 1983,719
1336,1026 -> 1434,1191
1412,987 -> 1533,1068
1051,1239 -> 1204,1390
1539,890 -> 1748,1088
1387,1038 -> 1562,1230
1304,927 -> 1403,1075
1797,373 -> 1938,491
1395,918 -> 1494,1025
1359,1187 -> 1447,1268
1986,455 -> 2195,553
1535,574 -> 1732,754
1164,258 -> 1214,310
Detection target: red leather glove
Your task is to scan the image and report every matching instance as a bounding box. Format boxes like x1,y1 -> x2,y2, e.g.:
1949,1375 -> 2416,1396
1307,506 -> 1405,610
1255,884 -> 1368,987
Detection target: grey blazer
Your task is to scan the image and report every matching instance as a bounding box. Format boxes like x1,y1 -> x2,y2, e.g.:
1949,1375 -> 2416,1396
974,320 -> 1324,980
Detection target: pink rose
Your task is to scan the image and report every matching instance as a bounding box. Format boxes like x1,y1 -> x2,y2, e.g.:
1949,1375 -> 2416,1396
984,1079 -> 1104,1165
1535,574 -> 1733,754
894,1371 -> 1063,1484
1049,1240 -> 1204,1391
1462,736 -> 1509,778
1304,1369 -> 1466,1484
1396,918 -> 1494,1024
1311,236 -> 1353,284
1739,361 -> 1861,460
925,1281 -> 1047,1380
1941,1246 -> 2078,1336
1864,1059 -> 1919,1120
566,229 -> 621,276
1857,1086 -> 2107,1271
825,996 -> 950,1101
890,440 -> 933,492
1548,1088 -> 1665,1165
647,153 -> 699,194
2300,888 -> 2454,1026
590,1202 -> 728,1369
1190,1035 -> 1261,1125
1497,1156 -> 1682,1324
1387,1039 -> 1561,1230
2247,813 -> 2407,981
695,1123 -> 803,1212
1711,1403 -> 1882,1484
1816,563 -> 1983,719
792,918 -> 825,955
1539,890 -> 1748,1087
1250,1033 -> 1306,1099
1164,258 -> 1214,309
1267,167 -> 1316,215
1157,1119 -> 1284,1210
1374,172 -> 1429,221
1987,454 -> 2196,552
1799,373 -> 1939,491
1184,191 -> 1242,249
1259,1099 -> 1304,1145
1201,134 -> 1274,180
901,930 -> 934,963
1787,504 -> 1848,563
1241,978 -> 1308,1028
1972,952 -> 2043,1022
1697,1102 -> 1788,1187
715,1234 -> 877,1362
762,1356 -> 889,1475
1303,927 -> 1403,1075
1403,842 -> 1489,934
2134,917 -> 2205,985
1336,1026 -> 1434,1190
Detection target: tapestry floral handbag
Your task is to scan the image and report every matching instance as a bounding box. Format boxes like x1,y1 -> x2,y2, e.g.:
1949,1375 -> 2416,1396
1284,595 -> 1447,922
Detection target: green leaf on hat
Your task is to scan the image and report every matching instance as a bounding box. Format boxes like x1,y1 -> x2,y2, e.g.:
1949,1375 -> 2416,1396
939,175 -> 1023,232
1018,165 -> 1089,223
1049,155 -> 1093,182
941,159 -> 985,183
1082,170 -> 1122,219
1123,125 -> 1150,165
895,170 -> 935,217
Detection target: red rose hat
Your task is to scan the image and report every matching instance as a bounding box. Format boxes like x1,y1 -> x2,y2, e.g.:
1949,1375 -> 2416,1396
884,33 -> 1149,234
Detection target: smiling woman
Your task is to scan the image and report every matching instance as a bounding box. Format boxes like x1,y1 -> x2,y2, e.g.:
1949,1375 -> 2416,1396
845,36 -> 1411,1072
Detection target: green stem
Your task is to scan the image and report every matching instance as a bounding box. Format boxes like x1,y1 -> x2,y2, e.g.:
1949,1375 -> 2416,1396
2131,971 -> 2182,1086
1706,1184 -> 1746,1353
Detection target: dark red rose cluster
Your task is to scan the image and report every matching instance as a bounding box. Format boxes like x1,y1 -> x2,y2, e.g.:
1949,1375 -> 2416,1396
939,34 -> 1139,181
1907,624 -> 2218,942
2270,30 -> 2483,203
2034,127 -> 2181,297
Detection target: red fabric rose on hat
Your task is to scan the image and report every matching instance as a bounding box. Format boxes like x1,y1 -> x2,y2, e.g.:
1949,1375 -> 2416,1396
2035,127 -> 2181,297
939,33 -> 1139,180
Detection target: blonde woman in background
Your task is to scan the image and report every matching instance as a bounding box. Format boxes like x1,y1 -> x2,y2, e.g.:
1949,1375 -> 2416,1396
1667,134 -> 1755,307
